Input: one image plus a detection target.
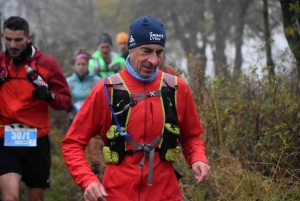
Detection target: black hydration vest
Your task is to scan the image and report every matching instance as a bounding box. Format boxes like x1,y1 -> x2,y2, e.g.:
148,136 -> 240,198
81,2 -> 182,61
103,72 -> 181,185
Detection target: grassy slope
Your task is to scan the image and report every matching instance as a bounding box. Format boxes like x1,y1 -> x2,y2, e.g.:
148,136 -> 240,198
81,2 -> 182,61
14,71 -> 300,200
46,130 -> 300,201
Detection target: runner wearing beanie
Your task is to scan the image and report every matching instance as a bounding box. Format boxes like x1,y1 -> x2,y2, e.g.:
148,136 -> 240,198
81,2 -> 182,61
88,33 -> 125,78
116,32 -> 129,60
62,16 -> 211,201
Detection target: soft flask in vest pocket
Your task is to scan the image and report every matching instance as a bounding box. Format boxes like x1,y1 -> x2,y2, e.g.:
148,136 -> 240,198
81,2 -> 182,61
159,123 -> 181,162
102,125 -> 126,164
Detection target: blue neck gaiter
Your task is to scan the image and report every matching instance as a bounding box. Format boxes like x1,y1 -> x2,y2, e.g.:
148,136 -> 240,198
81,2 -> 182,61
125,56 -> 158,82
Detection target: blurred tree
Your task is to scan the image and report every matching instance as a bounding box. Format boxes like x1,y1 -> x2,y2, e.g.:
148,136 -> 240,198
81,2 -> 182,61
262,0 -> 275,78
209,0 -> 232,78
3,0 -> 285,81
234,0 -> 252,78
13,0 -> 102,73
207,0 -> 257,79
165,0 -> 209,89
95,0 -> 139,33
280,0 -> 300,82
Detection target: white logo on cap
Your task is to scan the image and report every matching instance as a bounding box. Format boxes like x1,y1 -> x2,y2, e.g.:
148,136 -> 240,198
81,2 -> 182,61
129,35 -> 136,46
149,32 -> 164,41
130,35 -> 135,43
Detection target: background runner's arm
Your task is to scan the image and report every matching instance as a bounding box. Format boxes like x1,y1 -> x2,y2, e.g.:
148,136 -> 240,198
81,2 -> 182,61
39,57 -> 71,110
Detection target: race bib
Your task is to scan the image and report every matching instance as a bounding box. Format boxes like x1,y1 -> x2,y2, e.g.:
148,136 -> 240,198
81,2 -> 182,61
4,124 -> 37,147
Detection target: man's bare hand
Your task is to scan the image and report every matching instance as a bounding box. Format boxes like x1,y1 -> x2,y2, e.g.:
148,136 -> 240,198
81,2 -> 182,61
191,161 -> 211,183
84,182 -> 108,201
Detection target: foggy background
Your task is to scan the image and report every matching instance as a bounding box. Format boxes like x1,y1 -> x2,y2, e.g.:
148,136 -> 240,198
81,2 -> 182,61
1,1 -> 300,200
0,0 -> 294,80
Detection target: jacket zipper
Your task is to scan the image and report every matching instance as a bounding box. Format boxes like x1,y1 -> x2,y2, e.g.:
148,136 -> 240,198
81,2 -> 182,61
12,62 -> 19,114
150,101 -> 153,125
138,83 -> 147,201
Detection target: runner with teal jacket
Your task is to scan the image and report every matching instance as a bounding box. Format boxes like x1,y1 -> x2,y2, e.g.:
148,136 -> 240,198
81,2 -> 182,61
67,48 -> 102,176
67,48 -> 101,119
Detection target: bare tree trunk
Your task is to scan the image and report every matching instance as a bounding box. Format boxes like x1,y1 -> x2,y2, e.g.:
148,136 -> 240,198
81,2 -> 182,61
234,0 -> 251,77
280,0 -> 300,82
211,0 -> 228,78
214,20 -> 227,78
263,0 -> 275,77
169,0 -> 207,87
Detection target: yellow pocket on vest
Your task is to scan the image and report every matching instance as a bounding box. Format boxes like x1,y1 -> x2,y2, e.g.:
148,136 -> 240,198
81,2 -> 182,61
106,125 -> 126,139
165,123 -> 180,135
102,146 -> 120,164
165,146 -> 180,162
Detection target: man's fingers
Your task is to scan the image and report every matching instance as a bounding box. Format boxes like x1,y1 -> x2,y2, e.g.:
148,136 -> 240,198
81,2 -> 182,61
195,173 -> 206,183
195,173 -> 209,183
84,182 -> 107,201
99,184 -> 108,197
84,189 -> 106,201
84,188 -> 95,201
192,164 -> 202,176
192,163 -> 206,183
192,161 -> 212,183
201,165 -> 211,182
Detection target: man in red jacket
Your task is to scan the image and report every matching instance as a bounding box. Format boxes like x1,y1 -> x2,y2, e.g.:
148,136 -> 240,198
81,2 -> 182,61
62,16 -> 210,201
0,16 -> 71,201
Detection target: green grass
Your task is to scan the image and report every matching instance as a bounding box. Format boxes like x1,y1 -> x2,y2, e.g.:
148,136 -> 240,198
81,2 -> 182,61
42,129 -> 300,201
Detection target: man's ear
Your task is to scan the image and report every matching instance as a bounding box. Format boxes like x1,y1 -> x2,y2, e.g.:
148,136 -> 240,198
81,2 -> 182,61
1,33 -> 4,40
27,34 -> 32,43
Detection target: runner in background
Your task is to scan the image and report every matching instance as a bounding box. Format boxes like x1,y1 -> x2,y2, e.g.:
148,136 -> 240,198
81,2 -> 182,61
88,33 -> 125,78
116,32 -> 129,60
0,16 -> 71,201
66,48 -> 102,177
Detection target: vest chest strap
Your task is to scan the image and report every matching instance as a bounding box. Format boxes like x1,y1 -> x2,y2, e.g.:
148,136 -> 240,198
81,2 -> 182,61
128,90 -> 162,106
125,134 -> 163,186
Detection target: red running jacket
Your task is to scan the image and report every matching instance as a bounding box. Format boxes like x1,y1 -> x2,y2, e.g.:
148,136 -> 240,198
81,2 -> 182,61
0,47 -> 71,138
61,68 -> 208,201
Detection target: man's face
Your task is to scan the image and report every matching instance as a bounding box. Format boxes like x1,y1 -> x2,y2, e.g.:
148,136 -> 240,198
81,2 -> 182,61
98,43 -> 111,60
129,44 -> 164,78
117,42 -> 128,54
1,28 -> 32,59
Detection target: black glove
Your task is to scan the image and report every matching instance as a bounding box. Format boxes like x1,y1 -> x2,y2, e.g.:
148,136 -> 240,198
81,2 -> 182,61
66,104 -> 75,112
66,104 -> 78,115
32,85 -> 55,103
0,70 -> 7,86
0,78 -> 4,86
